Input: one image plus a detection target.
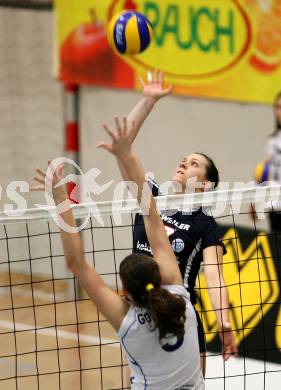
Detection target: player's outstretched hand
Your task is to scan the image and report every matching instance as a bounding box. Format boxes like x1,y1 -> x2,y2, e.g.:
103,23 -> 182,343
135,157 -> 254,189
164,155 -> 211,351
139,69 -> 172,101
220,322 -> 239,361
97,116 -> 134,157
31,161 -> 66,199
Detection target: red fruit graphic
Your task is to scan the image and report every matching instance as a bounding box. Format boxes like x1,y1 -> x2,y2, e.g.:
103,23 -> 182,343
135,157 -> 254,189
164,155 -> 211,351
60,9 -> 135,87
60,10 -> 115,85
124,0 -> 137,10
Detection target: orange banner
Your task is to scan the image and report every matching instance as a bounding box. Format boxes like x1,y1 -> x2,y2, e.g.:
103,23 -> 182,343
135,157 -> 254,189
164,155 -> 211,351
54,0 -> 281,103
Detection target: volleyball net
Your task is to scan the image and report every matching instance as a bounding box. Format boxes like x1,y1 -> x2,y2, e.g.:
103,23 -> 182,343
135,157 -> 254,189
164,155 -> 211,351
0,187 -> 280,390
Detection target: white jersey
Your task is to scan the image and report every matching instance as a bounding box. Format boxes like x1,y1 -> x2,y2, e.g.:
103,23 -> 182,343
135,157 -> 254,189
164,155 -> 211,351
267,131 -> 281,184
266,131 -> 281,210
118,285 -> 204,390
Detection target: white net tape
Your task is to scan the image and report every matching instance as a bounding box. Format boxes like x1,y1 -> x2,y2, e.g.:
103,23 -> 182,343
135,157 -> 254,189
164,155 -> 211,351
0,185 -> 280,224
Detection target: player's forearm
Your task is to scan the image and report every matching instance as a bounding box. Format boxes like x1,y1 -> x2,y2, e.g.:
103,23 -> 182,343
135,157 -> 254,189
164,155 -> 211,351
117,157 -> 138,197
118,150 -> 150,204
118,151 -> 172,258
117,158 -> 130,181
53,189 -> 85,270
118,150 -> 161,231
207,282 -> 231,328
122,95 -> 156,182
127,96 -> 156,143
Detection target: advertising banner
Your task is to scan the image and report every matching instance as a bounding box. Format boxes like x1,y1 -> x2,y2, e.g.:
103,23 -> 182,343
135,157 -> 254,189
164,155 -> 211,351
198,225 -> 281,363
54,0 -> 281,103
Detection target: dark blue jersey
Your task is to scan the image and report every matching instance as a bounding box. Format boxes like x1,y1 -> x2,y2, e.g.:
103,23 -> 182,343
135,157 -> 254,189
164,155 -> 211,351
133,179 -> 225,304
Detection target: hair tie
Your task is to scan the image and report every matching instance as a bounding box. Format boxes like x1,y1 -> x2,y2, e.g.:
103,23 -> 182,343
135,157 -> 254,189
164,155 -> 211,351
146,283 -> 154,292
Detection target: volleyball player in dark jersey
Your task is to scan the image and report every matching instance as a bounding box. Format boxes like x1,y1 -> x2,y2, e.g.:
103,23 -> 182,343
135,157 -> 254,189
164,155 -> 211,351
121,70 -> 238,374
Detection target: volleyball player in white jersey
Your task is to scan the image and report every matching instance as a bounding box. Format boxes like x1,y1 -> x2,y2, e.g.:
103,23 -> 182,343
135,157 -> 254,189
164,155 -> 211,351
266,92 -> 281,232
32,117 -> 204,389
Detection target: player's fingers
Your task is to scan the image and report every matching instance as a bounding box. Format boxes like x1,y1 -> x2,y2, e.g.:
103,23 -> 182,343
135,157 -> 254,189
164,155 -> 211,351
130,119 -> 136,133
223,338 -> 238,360
225,346 -> 237,361
122,116 -> 128,136
224,353 -> 231,361
163,84 -> 173,95
114,116 -> 122,135
232,343 -> 239,357
30,185 -> 44,192
54,164 -> 64,179
102,123 -> 117,141
154,69 -> 159,83
97,141 -> 109,149
97,142 -> 113,153
159,70 -> 164,85
222,343 -> 231,361
33,176 -> 45,185
36,168 -> 46,178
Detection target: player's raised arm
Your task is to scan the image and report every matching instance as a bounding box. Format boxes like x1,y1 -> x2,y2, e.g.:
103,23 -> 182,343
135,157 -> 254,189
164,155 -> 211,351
97,116 -> 182,286
127,70 -> 172,142
31,163 -> 128,331
118,70 -> 172,182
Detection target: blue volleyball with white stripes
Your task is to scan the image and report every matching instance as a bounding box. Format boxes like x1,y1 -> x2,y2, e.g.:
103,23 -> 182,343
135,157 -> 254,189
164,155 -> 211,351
107,11 -> 153,55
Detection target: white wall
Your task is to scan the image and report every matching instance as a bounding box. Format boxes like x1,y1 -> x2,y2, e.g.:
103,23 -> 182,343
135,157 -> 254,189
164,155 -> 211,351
0,7 -> 66,281
0,7 -> 64,210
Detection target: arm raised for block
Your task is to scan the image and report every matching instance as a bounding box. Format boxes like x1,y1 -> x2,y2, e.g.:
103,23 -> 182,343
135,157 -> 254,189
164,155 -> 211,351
98,116 -> 182,286
32,163 -> 128,331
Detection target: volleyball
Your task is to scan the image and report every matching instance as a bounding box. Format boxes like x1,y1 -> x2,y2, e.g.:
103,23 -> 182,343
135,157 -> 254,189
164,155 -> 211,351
255,160 -> 270,183
107,10 -> 153,55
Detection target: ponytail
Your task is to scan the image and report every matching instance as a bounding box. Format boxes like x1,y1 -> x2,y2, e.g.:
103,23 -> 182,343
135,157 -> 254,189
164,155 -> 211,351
146,287 -> 186,341
120,253 -> 186,341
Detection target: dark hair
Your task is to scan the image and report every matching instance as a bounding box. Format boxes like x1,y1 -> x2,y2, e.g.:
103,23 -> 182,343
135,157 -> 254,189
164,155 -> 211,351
119,253 -> 186,340
271,91 -> 281,136
195,152 -> 219,188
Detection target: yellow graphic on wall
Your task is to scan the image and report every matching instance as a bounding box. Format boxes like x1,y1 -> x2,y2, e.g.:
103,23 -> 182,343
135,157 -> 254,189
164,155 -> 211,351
276,303 -> 281,350
196,228 -> 280,345
54,0 -> 281,103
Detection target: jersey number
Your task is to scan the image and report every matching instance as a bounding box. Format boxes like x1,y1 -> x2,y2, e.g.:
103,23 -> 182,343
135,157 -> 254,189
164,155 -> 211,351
137,312 -> 152,325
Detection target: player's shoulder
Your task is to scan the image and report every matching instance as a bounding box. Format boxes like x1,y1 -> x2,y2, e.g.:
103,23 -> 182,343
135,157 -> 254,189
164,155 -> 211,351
146,177 -> 163,197
162,284 -> 190,301
189,207 -> 221,233
192,207 -> 217,223
165,207 -> 217,228
146,177 -> 159,186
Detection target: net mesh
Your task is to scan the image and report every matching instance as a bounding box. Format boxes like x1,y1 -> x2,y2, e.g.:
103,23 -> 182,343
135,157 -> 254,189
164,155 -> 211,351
0,189 -> 280,390
0,215 -> 132,390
